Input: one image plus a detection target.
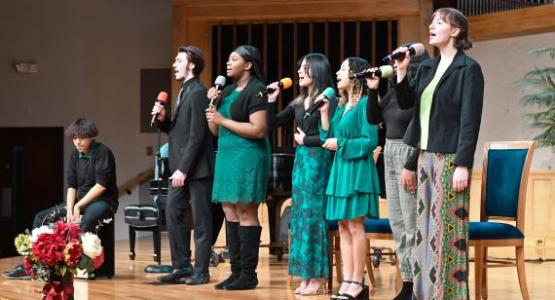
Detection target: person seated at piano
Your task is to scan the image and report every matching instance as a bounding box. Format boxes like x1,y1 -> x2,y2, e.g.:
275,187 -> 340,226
319,57 -> 381,300
205,45 -> 270,290
266,53 -> 337,295
3,118 -> 117,280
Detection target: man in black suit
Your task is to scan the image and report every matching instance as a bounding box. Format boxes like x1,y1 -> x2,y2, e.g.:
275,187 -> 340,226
152,45 -> 215,285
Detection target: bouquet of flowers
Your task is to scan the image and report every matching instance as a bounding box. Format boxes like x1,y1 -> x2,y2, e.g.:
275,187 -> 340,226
14,220 -> 104,300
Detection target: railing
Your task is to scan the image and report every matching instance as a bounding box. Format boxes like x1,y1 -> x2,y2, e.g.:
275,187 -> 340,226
457,0 -> 553,16
118,169 -> 154,197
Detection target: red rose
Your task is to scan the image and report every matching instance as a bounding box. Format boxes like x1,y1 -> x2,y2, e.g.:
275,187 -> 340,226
92,249 -> 104,269
32,233 -> 65,266
22,256 -> 34,277
54,221 -> 80,241
63,240 -> 83,268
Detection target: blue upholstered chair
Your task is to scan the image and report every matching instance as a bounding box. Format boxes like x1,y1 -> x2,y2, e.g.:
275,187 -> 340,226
469,141 -> 537,300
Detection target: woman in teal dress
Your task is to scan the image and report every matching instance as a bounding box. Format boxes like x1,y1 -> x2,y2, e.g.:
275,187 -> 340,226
266,53 -> 336,295
205,45 -> 270,290
319,57 -> 381,300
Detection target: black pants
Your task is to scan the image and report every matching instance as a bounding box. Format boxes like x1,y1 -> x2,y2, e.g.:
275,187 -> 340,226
166,177 -> 213,273
33,200 -> 113,232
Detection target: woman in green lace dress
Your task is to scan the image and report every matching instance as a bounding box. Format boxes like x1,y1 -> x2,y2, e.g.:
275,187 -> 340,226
319,57 -> 381,300
205,45 -> 270,291
266,53 -> 336,295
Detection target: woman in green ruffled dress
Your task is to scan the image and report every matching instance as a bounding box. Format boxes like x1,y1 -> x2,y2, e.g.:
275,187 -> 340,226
205,45 -> 270,291
319,57 -> 381,300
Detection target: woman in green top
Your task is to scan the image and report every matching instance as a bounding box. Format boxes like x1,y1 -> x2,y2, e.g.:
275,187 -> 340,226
319,57 -> 381,300
205,45 -> 270,290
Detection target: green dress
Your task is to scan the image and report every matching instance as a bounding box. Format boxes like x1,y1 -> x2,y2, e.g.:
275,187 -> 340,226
212,90 -> 271,204
321,96 -> 380,220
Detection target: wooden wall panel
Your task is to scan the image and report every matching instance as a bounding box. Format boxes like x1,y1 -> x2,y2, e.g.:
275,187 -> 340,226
469,5 -> 555,41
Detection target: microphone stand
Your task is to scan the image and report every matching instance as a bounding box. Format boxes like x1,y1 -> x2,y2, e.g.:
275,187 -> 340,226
144,124 -> 173,274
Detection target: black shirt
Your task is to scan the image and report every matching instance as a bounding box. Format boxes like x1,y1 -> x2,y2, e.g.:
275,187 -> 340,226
267,95 -> 338,147
366,89 -> 419,171
67,141 -> 118,210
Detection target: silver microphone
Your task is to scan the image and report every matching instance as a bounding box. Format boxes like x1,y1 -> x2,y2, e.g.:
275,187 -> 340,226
209,75 -> 226,107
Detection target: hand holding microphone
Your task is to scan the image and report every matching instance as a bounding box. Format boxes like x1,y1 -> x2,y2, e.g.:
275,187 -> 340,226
305,87 -> 336,118
257,77 -> 292,99
386,43 -> 425,82
150,91 -> 169,127
208,75 -> 226,108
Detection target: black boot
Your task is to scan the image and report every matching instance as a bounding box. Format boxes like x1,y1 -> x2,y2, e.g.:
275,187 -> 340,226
393,281 -> 413,300
224,225 -> 261,290
214,222 -> 241,289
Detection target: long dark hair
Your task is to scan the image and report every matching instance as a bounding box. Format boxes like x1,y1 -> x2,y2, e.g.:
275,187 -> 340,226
294,53 -> 334,106
233,45 -> 265,83
339,57 -> 370,106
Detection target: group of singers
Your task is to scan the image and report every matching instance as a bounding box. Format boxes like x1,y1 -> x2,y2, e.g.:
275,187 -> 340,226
150,7 -> 483,300
2,6 -> 483,300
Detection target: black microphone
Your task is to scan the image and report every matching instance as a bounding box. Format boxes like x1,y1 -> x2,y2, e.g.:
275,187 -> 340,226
349,65 -> 394,80
304,87 -> 336,118
382,43 -> 425,62
209,75 -> 227,107
150,91 -> 168,127
256,78 -> 293,98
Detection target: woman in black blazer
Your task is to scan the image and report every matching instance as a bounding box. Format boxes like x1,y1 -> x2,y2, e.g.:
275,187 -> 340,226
394,8 -> 484,300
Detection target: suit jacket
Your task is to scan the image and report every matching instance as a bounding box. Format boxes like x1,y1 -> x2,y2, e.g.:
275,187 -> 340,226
395,50 -> 484,168
158,77 -> 214,180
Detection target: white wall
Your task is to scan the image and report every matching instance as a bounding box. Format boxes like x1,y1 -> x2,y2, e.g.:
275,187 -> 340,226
468,32 -> 555,171
0,0 -> 172,240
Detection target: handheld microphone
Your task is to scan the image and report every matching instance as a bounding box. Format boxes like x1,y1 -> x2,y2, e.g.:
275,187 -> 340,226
349,65 -> 394,80
304,87 -> 336,118
256,77 -> 293,98
209,75 -> 227,107
150,91 -> 169,127
382,43 -> 425,62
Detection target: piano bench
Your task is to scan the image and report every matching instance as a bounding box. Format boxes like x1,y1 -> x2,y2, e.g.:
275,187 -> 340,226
124,204 -> 165,264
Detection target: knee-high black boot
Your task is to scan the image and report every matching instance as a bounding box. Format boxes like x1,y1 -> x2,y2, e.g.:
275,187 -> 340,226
214,222 -> 241,289
224,225 -> 261,290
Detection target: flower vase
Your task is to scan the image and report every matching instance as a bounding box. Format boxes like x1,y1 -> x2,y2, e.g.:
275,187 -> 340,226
42,271 -> 74,300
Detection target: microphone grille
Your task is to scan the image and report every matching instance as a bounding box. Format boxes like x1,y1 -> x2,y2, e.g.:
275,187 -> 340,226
411,43 -> 425,56
379,65 -> 394,79
280,77 -> 293,89
214,75 -> 226,87
323,87 -> 336,99
157,91 -> 168,103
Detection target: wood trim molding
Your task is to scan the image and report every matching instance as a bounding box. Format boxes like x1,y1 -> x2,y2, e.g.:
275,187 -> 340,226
469,5 -> 555,41
172,0 -> 420,21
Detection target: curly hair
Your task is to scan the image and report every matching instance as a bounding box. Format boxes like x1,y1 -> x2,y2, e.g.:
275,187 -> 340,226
339,57 -> 370,106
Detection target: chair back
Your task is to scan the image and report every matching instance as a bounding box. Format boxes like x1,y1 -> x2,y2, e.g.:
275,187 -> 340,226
481,141 -> 537,233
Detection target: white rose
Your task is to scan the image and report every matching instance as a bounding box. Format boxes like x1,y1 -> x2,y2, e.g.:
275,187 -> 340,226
81,232 -> 103,258
31,226 -> 54,242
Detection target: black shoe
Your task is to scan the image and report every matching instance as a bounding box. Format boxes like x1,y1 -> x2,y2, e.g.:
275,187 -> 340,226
2,265 -> 30,280
185,272 -> 210,285
215,222 -> 241,290
157,266 -> 193,284
393,281 -> 413,300
224,226 -> 261,290
209,250 -> 224,267
337,278 -> 369,300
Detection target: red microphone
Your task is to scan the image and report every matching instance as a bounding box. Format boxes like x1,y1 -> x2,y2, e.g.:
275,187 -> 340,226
150,91 -> 168,127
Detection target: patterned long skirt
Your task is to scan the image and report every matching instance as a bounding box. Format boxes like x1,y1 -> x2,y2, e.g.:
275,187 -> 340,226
289,145 -> 332,279
413,152 -> 470,300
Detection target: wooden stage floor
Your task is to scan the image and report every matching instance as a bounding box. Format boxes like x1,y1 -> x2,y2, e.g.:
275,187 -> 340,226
1,233 -> 554,299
